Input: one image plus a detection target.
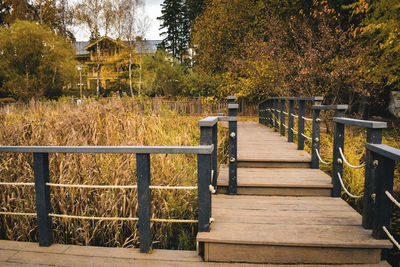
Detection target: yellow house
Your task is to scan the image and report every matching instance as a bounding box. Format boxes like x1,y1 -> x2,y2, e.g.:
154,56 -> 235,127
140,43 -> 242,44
74,36 -> 161,92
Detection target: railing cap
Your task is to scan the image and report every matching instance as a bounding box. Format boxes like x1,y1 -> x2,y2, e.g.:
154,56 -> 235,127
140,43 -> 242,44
0,145 -> 214,155
312,104 -> 348,110
228,104 -> 239,109
267,96 -> 323,101
227,96 -> 237,100
333,117 -> 387,128
366,144 -> 400,162
198,116 -> 218,127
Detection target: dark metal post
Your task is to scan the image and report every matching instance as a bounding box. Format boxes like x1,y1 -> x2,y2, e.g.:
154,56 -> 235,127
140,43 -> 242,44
268,100 -> 273,127
274,99 -> 279,132
331,121 -> 345,197
311,108 -> 321,169
362,129 -> 383,229
33,153 -> 52,246
199,121 -> 213,232
258,102 -> 262,124
137,153 -> 151,253
297,100 -> 306,150
280,99 -> 285,136
211,123 -> 218,187
372,153 -> 395,238
288,100 -> 294,142
228,104 -> 238,194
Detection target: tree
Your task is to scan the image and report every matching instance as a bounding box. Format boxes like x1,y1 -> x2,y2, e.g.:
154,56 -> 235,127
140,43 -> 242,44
0,20 -> 77,100
158,0 -> 189,62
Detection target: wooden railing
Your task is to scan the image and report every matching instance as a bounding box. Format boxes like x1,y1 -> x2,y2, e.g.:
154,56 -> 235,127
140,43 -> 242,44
0,97 -> 239,253
258,96 -> 400,250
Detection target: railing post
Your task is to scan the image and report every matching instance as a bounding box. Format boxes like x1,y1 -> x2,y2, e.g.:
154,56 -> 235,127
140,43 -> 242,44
198,123 -> 213,233
228,103 -> 238,194
372,153 -> 395,239
258,102 -> 262,124
280,99 -> 285,136
33,152 -> 53,246
268,99 -> 273,127
274,99 -> 279,132
137,153 -> 151,253
331,120 -> 345,197
211,122 -> 218,187
288,100 -> 294,142
363,128 -> 383,229
311,108 -> 321,169
297,100 -> 306,150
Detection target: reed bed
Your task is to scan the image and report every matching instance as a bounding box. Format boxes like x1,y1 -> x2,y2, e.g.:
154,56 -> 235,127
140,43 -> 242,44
0,96 -> 228,250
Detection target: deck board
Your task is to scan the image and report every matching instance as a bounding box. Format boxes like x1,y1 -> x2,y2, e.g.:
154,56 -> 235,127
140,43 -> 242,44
237,122 -> 311,163
198,195 -> 391,249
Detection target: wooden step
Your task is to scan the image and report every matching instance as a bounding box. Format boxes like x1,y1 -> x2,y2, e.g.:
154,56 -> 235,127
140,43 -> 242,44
237,122 -> 311,168
197,195 -> 392,264
217,167 -> 332,196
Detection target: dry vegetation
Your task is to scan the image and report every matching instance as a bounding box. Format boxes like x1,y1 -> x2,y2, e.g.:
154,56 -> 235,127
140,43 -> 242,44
0,97 -> 228,250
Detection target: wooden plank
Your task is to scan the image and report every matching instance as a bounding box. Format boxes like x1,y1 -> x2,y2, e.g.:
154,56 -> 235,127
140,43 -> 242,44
236,122 -> 312,163
198,222 -> 392,248
218,167 -> 332,188
206,243 -> 382,264
237,162 -> 311,168
217,187 -> 331,196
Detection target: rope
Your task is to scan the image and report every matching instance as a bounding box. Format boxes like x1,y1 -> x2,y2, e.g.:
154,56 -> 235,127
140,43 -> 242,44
0,211 -> 37,216
338,147 -> 366,169
337,172 -> 363,199
49,213 -> 139,221
46,183 -> 197,190
149,185 -> 197,190
291,128 -> 298,134
301,133 -> 312,140
151,218 -> 198,223
382,226 -> 400,250
385,191 -> 400,209
0,182 -> 35,186
49,213 -> 197,223
291,114 -> 299,118
315,149 -> 332,165
283,111 -> 288,115
301,116 -> 313,122
282,123 -> 288,128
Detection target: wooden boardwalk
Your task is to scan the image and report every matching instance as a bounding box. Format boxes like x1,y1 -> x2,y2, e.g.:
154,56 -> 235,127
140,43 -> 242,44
197,121 -> 392,264
0,120 -> 393,266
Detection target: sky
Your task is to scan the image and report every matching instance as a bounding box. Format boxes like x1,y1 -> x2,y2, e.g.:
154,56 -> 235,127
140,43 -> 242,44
73,0 -> 163,41
142,0 -> 163,40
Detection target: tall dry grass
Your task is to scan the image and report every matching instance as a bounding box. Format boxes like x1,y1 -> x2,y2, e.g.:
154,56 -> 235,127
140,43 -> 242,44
0,96 -> 228,250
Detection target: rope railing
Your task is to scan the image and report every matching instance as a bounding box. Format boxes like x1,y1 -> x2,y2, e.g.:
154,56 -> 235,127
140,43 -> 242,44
382,226 -> 400,250
283,111 -> 288,115
291,114 -> 298,118
337,172 -> 363,199
0,182 -> 35,186
301,116 -> 313,122
315,149 -> 332,165
45,183 -> 198,190
0,211 -> 37,216
338,147 -> 366,169
282,123 -> 288,128
301,133 -> 312,140
291,128 -> 298,134
47,213 -> 198,223
385,191 -> 400,209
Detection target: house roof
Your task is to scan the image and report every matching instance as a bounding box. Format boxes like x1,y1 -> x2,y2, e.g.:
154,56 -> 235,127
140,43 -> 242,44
84,36 -> 127,50
72,37 -> 162,56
